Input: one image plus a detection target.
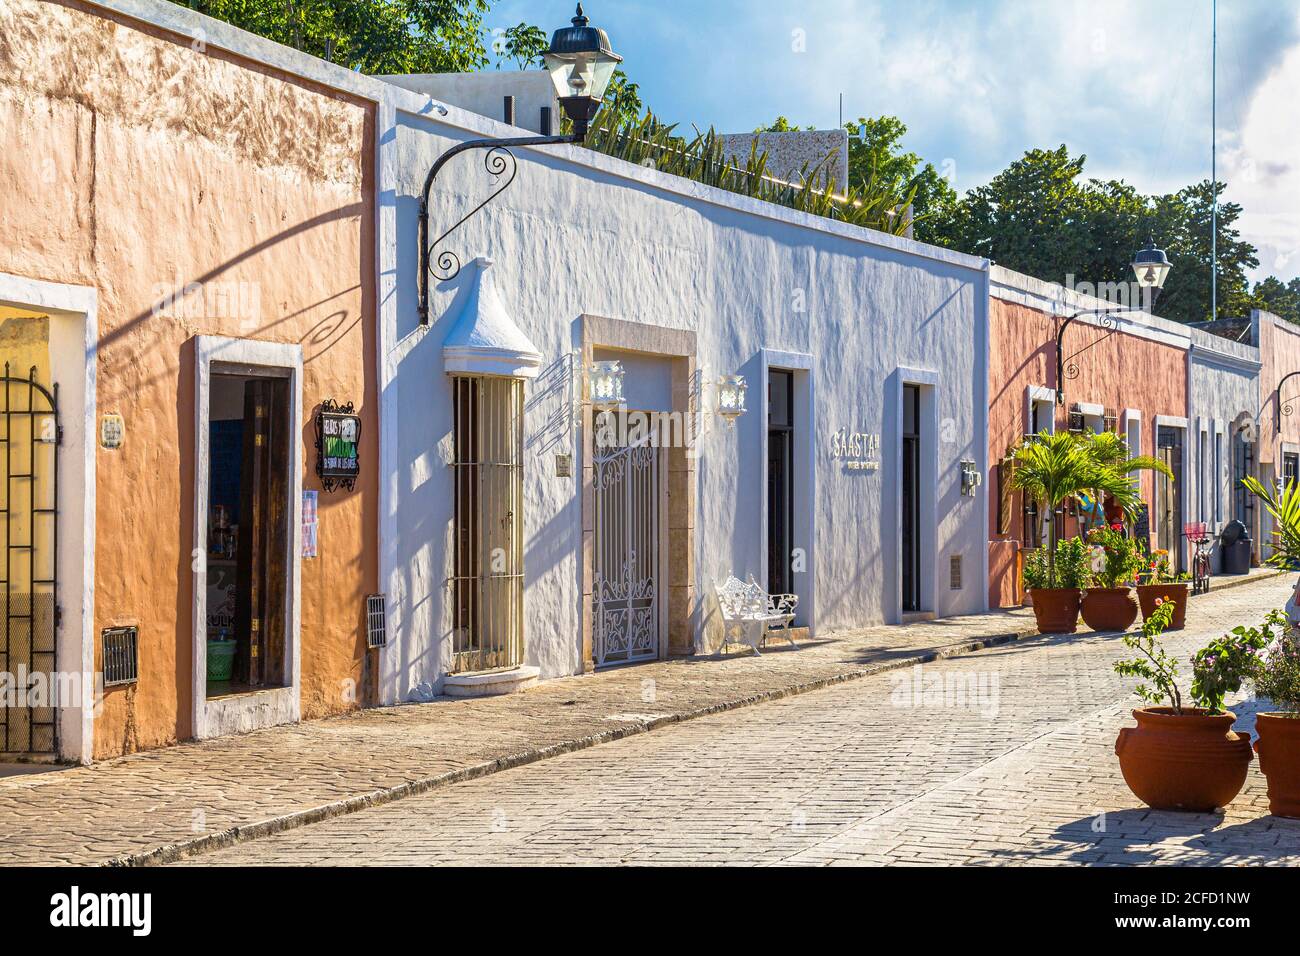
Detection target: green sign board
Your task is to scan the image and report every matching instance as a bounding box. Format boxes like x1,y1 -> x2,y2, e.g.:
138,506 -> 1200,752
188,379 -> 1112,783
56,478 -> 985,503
315,400 -> 360,492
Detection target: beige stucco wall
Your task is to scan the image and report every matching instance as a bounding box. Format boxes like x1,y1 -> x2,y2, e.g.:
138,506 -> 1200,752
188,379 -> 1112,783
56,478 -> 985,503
0,0 -> 377,757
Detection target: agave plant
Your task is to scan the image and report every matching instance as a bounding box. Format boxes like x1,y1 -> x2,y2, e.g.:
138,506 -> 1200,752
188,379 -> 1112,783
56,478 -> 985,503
1242,475 -> 1300,568
1009,431 -> 1143,588
580,104 -> 918,237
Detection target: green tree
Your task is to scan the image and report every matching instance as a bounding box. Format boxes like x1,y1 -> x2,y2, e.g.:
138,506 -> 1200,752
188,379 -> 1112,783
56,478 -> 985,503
1253,276 -> 1300,325
841,115 -> 956,242
494,22 -> 547,70
760,114 -> 956,239
179,0 -> 493,74
926,146 -> 1262,324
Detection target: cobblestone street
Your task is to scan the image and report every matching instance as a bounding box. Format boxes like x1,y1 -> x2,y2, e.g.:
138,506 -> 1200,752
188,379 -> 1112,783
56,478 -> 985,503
183,576 -> 1300,866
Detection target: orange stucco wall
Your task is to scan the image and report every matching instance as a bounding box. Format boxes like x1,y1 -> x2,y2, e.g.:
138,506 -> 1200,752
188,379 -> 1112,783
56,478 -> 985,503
987,296 -> 1188,607
0,0 -> 377,757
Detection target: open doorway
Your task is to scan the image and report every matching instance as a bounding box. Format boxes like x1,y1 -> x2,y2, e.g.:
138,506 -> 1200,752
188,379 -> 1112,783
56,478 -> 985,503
205,371 -> 291,697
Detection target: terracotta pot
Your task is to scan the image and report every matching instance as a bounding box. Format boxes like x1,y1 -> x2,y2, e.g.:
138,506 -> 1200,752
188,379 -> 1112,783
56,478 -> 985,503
1028,587 -> 1081,634
1136,582 -> 1189,630
1253,712 -> 1300,818
1115,708 -> 1253,812
1081,587 -> 1139,632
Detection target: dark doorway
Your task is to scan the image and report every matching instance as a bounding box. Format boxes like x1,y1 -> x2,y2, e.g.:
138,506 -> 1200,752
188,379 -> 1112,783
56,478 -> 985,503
902,384 -> 922,612
1157,426 -> 1185,573
767,370 -> 795,596
206,372 -> 291,696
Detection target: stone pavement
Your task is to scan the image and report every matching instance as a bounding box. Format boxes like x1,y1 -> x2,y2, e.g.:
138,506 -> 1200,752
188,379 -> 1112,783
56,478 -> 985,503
185,574 -> 1300,866
0,570 -> 1281,866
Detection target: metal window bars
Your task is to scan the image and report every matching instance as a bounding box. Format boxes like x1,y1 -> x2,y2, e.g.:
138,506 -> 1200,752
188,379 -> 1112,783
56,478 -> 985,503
0,364 -> 59,755
450,376 -> 524,674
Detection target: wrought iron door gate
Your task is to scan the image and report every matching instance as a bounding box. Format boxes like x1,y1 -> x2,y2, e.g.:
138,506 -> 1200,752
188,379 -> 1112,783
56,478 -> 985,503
0,366 -> 59,755
593,423 -> 661,668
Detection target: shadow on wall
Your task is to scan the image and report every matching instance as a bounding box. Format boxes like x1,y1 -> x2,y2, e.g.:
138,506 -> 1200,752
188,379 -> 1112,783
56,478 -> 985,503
97,205 -> 365,409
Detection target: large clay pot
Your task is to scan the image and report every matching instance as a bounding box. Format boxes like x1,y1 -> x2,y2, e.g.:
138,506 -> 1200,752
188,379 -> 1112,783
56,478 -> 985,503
1136,582 -> 1189,630
1115,708 -> 1253,812
1081,587 -> 1139,632
1028,587 -> 1081,634
1254,712 -> 1300,818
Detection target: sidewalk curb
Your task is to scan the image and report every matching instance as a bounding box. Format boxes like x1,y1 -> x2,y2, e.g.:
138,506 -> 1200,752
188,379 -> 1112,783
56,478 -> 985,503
107,621 -> 1041,867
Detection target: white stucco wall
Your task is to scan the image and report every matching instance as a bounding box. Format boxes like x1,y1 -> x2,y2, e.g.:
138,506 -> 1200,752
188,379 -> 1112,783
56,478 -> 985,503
376,94 -> 988,700
1187,328 -> 1261,571
79,0 -> 990,703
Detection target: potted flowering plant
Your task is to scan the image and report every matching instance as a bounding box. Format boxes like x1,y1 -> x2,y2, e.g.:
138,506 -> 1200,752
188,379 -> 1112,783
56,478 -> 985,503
1021,536 -> 1089,633
1113,602 -> 1262,811
1010,432 -> 1140,635
1081,524 -> 1144,632
1136,548 -> 1191,630
1246,612 -> 1300,818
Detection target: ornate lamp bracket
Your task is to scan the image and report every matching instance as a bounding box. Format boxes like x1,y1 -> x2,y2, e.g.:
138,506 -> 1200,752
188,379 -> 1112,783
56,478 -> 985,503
1276,370 -> 1300,420
418,133 -> 580,325
1055,309 -> 1123,405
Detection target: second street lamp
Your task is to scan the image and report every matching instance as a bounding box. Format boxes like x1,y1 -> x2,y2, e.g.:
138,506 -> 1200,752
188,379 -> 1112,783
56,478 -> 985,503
1055,237 -> 1173,405
418,4 -> 621,324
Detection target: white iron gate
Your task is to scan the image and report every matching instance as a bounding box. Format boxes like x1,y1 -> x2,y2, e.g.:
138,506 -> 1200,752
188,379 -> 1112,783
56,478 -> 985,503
593,426 -> 661,668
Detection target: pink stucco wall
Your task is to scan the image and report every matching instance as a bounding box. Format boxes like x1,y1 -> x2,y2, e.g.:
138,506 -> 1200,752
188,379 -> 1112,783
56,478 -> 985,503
987,296 -> 1189,608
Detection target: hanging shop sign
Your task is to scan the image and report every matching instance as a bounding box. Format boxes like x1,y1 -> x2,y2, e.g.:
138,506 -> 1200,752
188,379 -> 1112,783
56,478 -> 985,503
315,399 -> 361,492
829,429 -> 880,471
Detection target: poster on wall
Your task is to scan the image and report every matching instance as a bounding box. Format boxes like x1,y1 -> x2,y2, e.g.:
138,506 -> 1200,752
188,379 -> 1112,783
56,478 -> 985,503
302,490 -> 318,559
315,399 -> 361,492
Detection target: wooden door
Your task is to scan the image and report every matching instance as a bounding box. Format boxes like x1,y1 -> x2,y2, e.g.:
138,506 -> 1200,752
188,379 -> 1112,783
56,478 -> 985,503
234,377 -> 289,687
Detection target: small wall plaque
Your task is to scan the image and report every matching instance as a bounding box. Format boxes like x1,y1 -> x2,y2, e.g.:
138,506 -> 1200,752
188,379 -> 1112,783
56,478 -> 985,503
555,453 -> 572,478
100,413 -> 125,449
315,399 -> 361,492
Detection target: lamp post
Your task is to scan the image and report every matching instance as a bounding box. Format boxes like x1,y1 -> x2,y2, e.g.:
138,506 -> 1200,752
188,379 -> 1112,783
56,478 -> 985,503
418,4 -> 622,324
1054,238 -> 1173,405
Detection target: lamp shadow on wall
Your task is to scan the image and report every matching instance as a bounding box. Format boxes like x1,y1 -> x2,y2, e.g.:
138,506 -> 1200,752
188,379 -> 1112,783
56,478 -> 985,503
523,351 -> 579,585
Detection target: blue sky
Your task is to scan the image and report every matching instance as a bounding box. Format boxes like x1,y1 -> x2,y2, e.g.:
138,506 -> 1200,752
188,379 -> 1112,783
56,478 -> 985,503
490,0 -> 1300,282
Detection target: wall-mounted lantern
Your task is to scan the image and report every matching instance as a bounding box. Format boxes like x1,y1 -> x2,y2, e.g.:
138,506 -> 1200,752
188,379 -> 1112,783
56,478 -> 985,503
717,375 -> 747,426
589,360 -> 625,409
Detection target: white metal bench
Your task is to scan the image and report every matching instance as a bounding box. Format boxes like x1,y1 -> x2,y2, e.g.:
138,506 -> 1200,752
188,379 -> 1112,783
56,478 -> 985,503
714,575 -> 799,656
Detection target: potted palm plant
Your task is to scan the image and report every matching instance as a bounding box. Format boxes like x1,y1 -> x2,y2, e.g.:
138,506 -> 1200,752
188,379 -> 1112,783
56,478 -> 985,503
1081,524 -> 1144,631
1021,536 -> 1089,632
1010,431 -> 1141,635
1239,476 -> 1300,817
1113,601 -> 1263,811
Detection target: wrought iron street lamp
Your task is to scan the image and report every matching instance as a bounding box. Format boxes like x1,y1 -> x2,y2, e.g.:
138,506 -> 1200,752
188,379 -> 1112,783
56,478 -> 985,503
1054,238 -> 1173,405
418,4 -> 621,324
